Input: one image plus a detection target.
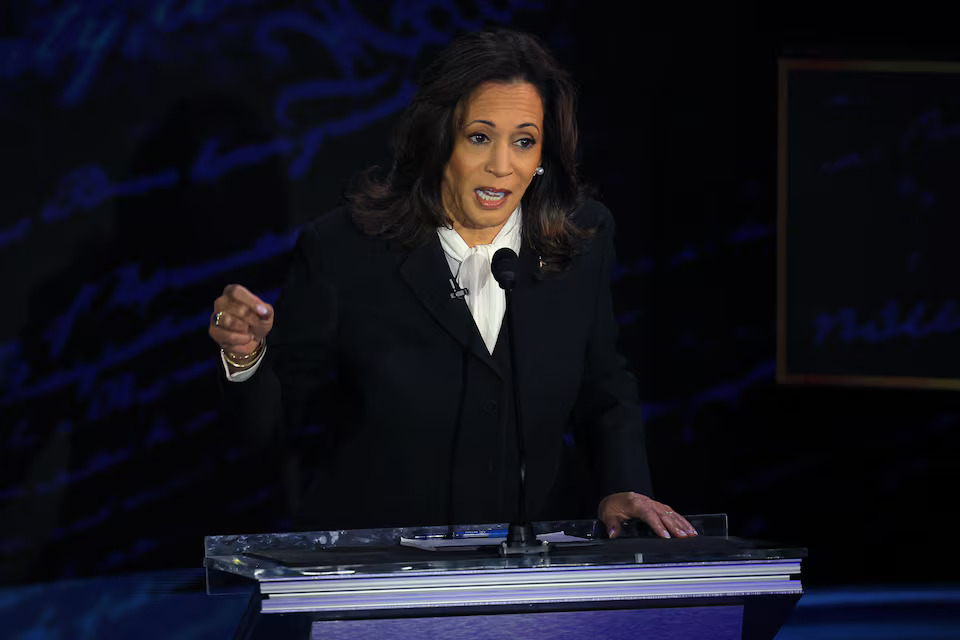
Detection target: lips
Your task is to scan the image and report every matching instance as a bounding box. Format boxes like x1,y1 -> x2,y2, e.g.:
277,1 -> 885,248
474,187 -> 512,208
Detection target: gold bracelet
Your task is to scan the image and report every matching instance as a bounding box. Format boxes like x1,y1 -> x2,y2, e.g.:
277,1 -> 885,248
226,344 -> 262,361
224,351 -> 262,369
223,340 -> 265,369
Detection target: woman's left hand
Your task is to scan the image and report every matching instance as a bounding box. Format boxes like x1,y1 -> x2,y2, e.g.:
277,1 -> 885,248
598,491 -> 698,539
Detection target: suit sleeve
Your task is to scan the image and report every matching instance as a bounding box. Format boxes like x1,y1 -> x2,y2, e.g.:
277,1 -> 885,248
218,221 -> 339,450
571,205 -> 654,501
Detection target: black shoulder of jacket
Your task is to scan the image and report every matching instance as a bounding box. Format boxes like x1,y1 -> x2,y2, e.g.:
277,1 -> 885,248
306,206 -> 359,240
571,199 -> 615,235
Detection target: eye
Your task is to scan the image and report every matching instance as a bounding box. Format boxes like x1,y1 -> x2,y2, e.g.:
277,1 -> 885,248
467,133 -> 489,145
514,137 -> 537,150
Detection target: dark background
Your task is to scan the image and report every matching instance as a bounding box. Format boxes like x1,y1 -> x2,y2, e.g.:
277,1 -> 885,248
2,0 -> 957,591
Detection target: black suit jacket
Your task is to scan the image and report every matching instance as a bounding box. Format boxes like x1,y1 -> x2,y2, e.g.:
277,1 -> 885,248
222,199 -> 652,529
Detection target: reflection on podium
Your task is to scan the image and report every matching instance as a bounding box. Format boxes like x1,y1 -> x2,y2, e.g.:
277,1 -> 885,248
205,515 -> 805,639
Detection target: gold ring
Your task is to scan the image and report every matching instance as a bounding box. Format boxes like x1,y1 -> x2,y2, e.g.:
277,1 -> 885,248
214,311 -> 224,327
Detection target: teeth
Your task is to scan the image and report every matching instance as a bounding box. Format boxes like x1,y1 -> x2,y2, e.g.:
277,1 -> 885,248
476,189 -> 506,201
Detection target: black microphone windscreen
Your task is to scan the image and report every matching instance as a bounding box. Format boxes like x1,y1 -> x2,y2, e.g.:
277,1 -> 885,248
491,248 -> 519,291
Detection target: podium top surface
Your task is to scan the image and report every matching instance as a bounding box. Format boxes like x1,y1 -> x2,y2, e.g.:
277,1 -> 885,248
204,516 -> 806,584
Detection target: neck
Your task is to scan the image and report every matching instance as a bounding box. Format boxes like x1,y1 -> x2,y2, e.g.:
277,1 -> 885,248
453,222 -> 506,247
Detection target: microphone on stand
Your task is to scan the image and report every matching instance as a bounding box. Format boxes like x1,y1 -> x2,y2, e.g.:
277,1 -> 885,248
491,248 -> 541,554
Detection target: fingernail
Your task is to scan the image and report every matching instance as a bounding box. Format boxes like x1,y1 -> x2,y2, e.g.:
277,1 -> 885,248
662,530 -> 671,539
607,528 -> 616,538
256,304 -> 268,316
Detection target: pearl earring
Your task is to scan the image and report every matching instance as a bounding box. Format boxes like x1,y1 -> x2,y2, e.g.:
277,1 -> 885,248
535,166 -> 544,176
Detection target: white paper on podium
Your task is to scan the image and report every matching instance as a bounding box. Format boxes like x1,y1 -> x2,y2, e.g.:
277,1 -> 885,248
399,531 -> 589,551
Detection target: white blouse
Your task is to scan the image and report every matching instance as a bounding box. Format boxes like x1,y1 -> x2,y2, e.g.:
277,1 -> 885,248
436,206 -> 521,354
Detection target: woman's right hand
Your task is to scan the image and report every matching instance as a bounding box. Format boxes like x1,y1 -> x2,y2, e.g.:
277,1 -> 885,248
209,284 -> 274,356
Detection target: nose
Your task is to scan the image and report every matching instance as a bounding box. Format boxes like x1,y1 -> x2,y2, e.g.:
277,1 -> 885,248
485,140 -> 512,178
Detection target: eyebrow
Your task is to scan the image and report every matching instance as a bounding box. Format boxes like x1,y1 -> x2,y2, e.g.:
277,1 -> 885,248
466,119 -> 541,133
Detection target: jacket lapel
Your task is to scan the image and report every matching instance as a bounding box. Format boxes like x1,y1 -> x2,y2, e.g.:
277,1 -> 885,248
399,237 -> 503,378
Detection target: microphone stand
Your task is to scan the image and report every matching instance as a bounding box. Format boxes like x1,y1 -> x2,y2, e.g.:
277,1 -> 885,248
493,248 -> 546,556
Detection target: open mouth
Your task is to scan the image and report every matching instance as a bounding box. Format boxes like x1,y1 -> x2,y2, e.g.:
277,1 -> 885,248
474,188 -> 511,208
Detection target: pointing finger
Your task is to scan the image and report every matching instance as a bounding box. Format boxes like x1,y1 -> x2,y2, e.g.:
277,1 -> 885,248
224,284 -> 271,317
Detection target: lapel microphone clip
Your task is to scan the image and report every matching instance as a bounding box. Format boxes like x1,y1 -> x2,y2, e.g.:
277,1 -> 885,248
449,278 -> 469,300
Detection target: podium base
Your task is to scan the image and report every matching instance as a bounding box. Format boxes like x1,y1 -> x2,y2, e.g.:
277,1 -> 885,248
288,604 -> 745,639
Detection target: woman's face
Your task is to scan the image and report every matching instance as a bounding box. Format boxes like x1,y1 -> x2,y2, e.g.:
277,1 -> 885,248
441,81 -> 544,245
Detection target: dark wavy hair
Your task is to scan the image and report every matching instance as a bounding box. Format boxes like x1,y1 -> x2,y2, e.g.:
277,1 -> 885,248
348,28 -> 589,274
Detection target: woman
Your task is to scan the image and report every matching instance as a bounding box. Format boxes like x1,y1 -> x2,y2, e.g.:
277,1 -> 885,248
209,29 -> 696,540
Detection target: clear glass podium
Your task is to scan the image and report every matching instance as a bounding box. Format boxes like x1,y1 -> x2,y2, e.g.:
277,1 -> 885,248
205,515 -> 806,639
